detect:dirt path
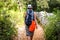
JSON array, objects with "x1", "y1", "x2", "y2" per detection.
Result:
[
  {"x1": 13, "y1": 24, "x2": 45, "y2": 40},
  {"x1": 13, "y1": 12, "x2": 46, "y2": 40}
]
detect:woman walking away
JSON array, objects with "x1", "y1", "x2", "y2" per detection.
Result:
[{"x1": 24, "y1": 4, "x2": 37, "y2": 40}]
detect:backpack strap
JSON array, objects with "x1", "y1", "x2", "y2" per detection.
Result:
[{"x1": 26, "y1": 9, "x2": 35, "y2": 20}]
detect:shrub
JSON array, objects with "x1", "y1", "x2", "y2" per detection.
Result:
[
  {"x1": 0, "y1": 10, "x2": 17, "y2": 40},
  {"x1": 44, "y1": 8, "x2": 60, "y2": 40}
]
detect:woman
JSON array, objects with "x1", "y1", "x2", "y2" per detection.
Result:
[{"x1": 24, "y1": 4, "x2": 37, "y2": 40}]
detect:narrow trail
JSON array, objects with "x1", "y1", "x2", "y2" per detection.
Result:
[{"x1": 13, "y1": 24, "x2": 45, "y2": 40}]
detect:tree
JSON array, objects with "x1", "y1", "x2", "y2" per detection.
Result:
[
  {"x1": 36, "y1": 0, "x2": 49, "y2": 11},
  {"x1": 48, "y1": 0, "x2": 60, "y2": 12}
]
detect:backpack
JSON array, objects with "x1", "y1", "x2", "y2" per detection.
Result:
[
  {"x1": 25, "y1": 9, "x2": 34, "y2": 26},
  {"x1": 29, "y1": 20, "x2": 36, "y2": 32}
]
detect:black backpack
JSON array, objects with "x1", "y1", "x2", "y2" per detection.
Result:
[{"x1": 25, "y1": 9, "x2": 34, "y2": 26}]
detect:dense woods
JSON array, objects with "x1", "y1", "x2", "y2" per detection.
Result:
[{"x1": 0, "y1": 0, "x2": 60, "y2": 40}]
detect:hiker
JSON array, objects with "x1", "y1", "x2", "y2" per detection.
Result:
[{"x1": 24, "y1": 4, "x2": 37, "y2": 40}]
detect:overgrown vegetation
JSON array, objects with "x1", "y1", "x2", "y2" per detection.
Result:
[
  {"x1": 0, "y1": 0, "x2": 18, "y2": 40},
  {"x1": 0, "y1": 0, "x2": 60, "y2": 40},
  {"x1": 45, "y1": 8, "x2": 60, "y2": 40},
  {"x1": 0, "y1": 9, "x2": 17, "y2": 40}
]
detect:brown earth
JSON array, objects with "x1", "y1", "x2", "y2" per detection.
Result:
[{"x1": 13, "y1": 24, "x2": 45, "y2": 40}]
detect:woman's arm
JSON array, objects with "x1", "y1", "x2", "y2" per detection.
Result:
[
  {"x1": 24, "y1": 12, "x2": 27, "y2": 18},
  {"x1": 34, "y1": 12, "x2": 38, "y2": 28},
  {"x1": 24, "y1": 12, "x2": 27, "y2": 25}
]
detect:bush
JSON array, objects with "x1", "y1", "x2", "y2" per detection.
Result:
[
  {"x1": 0, "y1": 10, "x2": 17, "y2": 40},
  {"x1": 44, "y1": 9, "x2": 60, "y2": 40}
]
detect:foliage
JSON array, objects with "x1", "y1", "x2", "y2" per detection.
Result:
[
  {"x1": 0, "y1": 0, "x2": 18, "y2": 40},
  {"x1": 0, "y1": 9, "x2": 17, "y2": 40},
  {"x1": 0, "y1": 0, "x2": 60, "y2": 40},
  {"x1": 48, "y1": 0, "x2": 60, "y2": 12},
  {"x1": 44, "y1": 9, "x2": 60, "y2": 40}
]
